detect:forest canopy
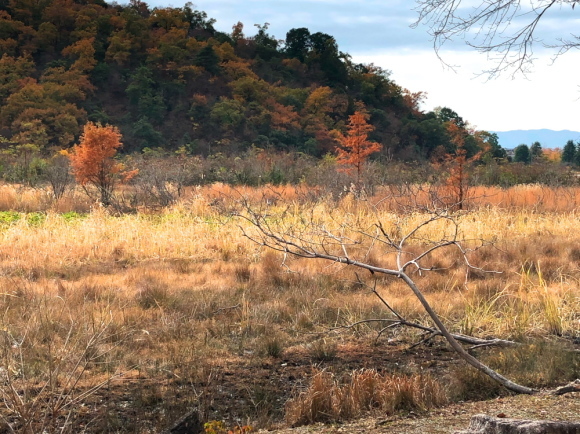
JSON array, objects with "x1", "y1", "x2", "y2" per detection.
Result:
[{"x1": 0, "y1": 0, "x2": 498, "y2": 162}]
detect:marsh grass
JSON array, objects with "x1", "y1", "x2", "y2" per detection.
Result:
[
  {"x1": 0, "y1": 184, "x2": 578, "y2": 429},
  {"x1": 306, "y1": 338, "x2": 338, "y2": 362}
]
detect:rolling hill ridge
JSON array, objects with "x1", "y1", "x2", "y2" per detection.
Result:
[{"x1": 492, "y1": 129, "x2": 580, "y2": 149}]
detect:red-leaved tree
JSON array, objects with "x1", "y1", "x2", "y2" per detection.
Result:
[
  {"x1": 68, "y1": 122, "x2": 133, "y2": 206},
  {"x1": 335, "y1": 110, "x2": 382, "y2": 185}
]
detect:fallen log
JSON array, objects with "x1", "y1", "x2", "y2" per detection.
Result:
[
  {"x1": 455, "y1": 414, "x2": 580, "y2": 434},
  {"x1": 553, "y1": 379, "x2": 580, "y2": 396},
  {"x1": 160, "y1": 409, "x2": 204, "y2": 434}
]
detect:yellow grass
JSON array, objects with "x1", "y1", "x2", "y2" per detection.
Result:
[{"x1": 0, "y1": 183, "x2": 578, "y2": 430}]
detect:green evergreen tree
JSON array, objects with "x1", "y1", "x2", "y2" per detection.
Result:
[
  {"x1": 195, "y1": 45, "x2": 220, "y2": 75},
  {"x1": 573, "y1": 143, "x2": 580, "y2": 167},
  {"x1": 530, "y1": 141, "x2": 542, "y2": 160},
  {"x1": 126, "y1": 66, "x2": 166, "y2": 123},
  {"x1": 513, "y1": 144, "x2": 530, "y2": 164},
  {"x1": 562, "y1": 140, "x2": 576, "y2": 164},
  {"x1": 285, "y1": 28, "x2": 311, "y2": 61}
]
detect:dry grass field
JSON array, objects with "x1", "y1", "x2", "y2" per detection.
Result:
[{"x1": 0, "y1": 183, "x2": 578, "y2": 433}]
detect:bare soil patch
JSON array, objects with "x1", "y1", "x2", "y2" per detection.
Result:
[{"x1": 46, "y1": 338, "x2": 577, "y2": 433}]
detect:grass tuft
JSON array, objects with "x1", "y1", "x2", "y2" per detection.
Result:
[{"x1": 285, "y1": 369, "x2": 447, "y2": 426}]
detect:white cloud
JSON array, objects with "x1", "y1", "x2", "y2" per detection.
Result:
[
  {"x1": 351, "y1": 49, "x2": 580, "y2": 132},
  {"x1": 329, "y1": 13, "x2": 414, "y2": 26}
]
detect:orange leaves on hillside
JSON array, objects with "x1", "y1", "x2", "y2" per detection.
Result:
[
  {"x1": 335, "y1": 110, "x2": 382, "y2": 181},
  {"x1": 266, "y1": 97, "x2": 300, "y2": 131},
  {"x1": 1, "y1": 75, "x2": 86, "y2": 147},
  {"x1": 214, "y1": 41, "x2": 236, "y2": 62},
  {"x1": 543, "y1": 148, "x2": 561, "y2": 162},
  {"x1": 0, "y1": 54, "x2": 34, "y2": 101},
  {"x1": 303, "y1": 86, "x2": 348, "y2": 152},
  {"x1": 230, "y1": 76, "x2": 268, "y2": 102},
  {"x1": 62, "y1": 37, "x2": 97, "y2": 72},
  {"x1": 105, "y1": 32, "x2": 132, "y2": 66},
  {"x1": 231, "y1": 21, "x2": 245, "y2": 41},
  {"x1": 222, "y1": 59, "x2": 258, "y2": 80},
  {"x1": 402, "y1": 88, "x2": 427, "y2": 117},
  {"x1": 303, "y1": 86, "x2": 333, "y2": 115},
  {"x1": 149, "y1": 7, "x2": 189, "y2": 31}
]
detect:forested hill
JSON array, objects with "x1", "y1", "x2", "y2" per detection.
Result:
[{"x1": 0, "y1": 0, "x2": 499, "y2": 159}]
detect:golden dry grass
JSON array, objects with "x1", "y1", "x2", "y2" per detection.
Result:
[{"x1": 0, "y1": 183, "x2": 578, "y2": 431}]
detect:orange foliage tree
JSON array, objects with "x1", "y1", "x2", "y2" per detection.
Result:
[
  {"x1": 443, "y1": 121, "x2": 485, "y2": 210},
  {"x1": 68, "y1": 122, "x2": 131, "y2": 206},
  {"x1": 335, "y1": 110, "x2": 382, "y2": 185}
]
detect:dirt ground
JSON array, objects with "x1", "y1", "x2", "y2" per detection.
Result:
[
  {"x1": 97, "y1": 340, "x2": 579, "y2": 433},
  {"x1": 252, "y1": 340, "x2": 580, "y2": 433},
  {"x1": 2, "y1": 338, "x2": 577, "y2": 433}
]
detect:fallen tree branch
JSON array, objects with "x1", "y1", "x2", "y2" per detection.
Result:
[
  {"x1": 233, "y1": 192, "x2": 536, "y2": 394},
  {"x1": 329, "y1": 318, "x2": 519, "y2": 348},
  {"x1": 552, "y1": 379, "x2": 580, "y2": 396}
]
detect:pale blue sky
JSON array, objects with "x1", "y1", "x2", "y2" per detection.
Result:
[{"x1": 140, "y1": 0, "x2": 579, "y2": 132}]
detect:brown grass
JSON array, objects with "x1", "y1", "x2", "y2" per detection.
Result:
[
  {"x1": 449, "y1": 340, "x2": 580, "y2": 401},
  {"x1": 285, "y1": 369, "x2": 447, "y2": 426},
  {"x1": 0, "y1": 183, "x2": 578, "y2": 430},
  {"x1": 368, "y1": 184, "x2": 580, "y2": 213}
]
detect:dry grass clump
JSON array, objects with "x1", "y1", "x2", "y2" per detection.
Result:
[
  {"x1": 469, "y1": 184, "x2": 580, "y2": 212},
  {"x1": 487, "y1": 340, "x2": 580, "y2": 387},
  {"x1": 0, "y1": 184, "x2": 94, "y2": 213},
  {"x1": 285, "y1": 369, "x2": 447, "y2": 426},
  {"x1": 4, "y1": 182, "x2": 580, "y2": 214},
  {"x1": 453, "y1": 264, "x2": 580, "y2": 340}
]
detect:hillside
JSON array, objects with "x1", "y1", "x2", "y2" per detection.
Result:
[
  {"x1": 0, "y1": 0, "x2": 497, "y2": 160},
  {"x1": 493, "y1": 129, "x2": 580, "y2": 149}
]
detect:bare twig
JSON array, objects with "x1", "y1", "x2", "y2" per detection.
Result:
[
  {"x1": 413, "y1": 0, "x2": 579, "y2": 77},
  {"x1": 328, "y1": 317, "x2": 519, "y2": 348},
  {"x1": 213, "y1": 304, "x2": 242, "y2": 315}
]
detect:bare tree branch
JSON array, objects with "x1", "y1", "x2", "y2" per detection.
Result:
[
  {"x1": 232, "y1": 191, "x2": 535, "y2": 395},
  {"x1": 328, "y1": 317, "x2": 519, "y2": 348},
  {"x1": 413, "y1": 0, "x2": 580, "y2": 77}
]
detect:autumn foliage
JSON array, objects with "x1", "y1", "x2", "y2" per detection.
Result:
[
  {"x1": 443, "y1": 121, "x2": 485, "y2": 210},
  {"x1": 68, "y1": 122, "x2": 131, "y2": 206},
  {"x1": 335, "y1": 111, "x2": 382, "y2": 183},
  {"x1": 0, "y1": 1, "x2": 503, "y2": 161}
]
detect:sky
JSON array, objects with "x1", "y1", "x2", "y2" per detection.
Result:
[{"x1": 142, "y1": 0, "x2": 580, "y2": 133}]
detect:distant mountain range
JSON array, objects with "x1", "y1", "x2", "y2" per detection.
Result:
[{"x1": 492, "y1": 129, "x2": 580, "y2": 149}]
